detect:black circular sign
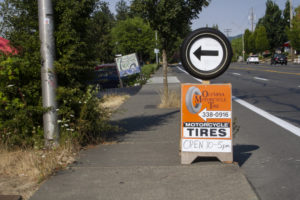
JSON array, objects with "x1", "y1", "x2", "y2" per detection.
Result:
[{"x1": 180, "y1": 28, "x2": 233, "y2": 80}]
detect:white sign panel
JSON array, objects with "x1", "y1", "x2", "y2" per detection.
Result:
[
  {"x1": 180, "y1": 28, "x2": 232, "y2": 80},
  {"x1": 189, "y1": 38, "x2": 224, "y2": 71},
  {"x1": 182, "y1": 139, "x2": 232, "y2": 152},
  {"x1": 115, "y1": 53, "x2": 141, "y2": 77}
]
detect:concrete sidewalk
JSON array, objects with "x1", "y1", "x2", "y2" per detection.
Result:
[{"x1": 31, "y1": 68, "x2": 259, "y2": 200}]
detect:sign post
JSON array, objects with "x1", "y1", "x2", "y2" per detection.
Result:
[
  {"x1": 181, "y1": 84, "x2": 233, "y2": 164},
  {"x1": 180, "y1": 28, "x2": 233, "y2": 164}
]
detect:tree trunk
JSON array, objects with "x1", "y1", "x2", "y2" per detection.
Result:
[{"x1": 162, "y1": 49, "x2": 168, "y2": 101}]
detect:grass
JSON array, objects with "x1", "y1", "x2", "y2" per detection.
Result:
[
  {"x1": 0, "y1": 141, "x2": 78, "y2": 199},
  {"x1": 100, "y1": 94, "x2": 130, "y2": 113},
  {"x1": 0, "y1": 94, "x2": 130, "y2": 199},
  {"x1": 158, "y1": 89, "x2": 181, "y2": 109}
]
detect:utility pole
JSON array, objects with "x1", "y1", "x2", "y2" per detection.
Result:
[
  {"x1": 242, "y1": 33, "x2": 245, "y2": 62},
  {"x1": 38, "y1": 0, "x2": 59, "y2": 147},
  {"x1": 290, "y1": 0, "x2": 294, "y2": 62},
  {"x1": 250, "y1": 7, "x2": 255, "y2": 32},
  {"x1": 155, "y1": 31, "x2": 159, "y2": 65},
  {"x1": 224, "y1": 29, "x2": 232, "y2": 37}
]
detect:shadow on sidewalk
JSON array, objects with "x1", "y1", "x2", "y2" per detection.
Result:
[
  {"x1": 233, "y1": 144, "x2": 260, "y2": 166},
  {"x1": 107, "y1": 110, "x2": 180, "y2": 142}
]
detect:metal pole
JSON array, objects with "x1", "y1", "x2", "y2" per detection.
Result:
[
  {"x1": 155, "y1": 31, "x2": 158, "y2": 65},
  {"x1": 38, "y1": 0, "x2": 59, "y2": 147},
  {"x1": 242, "y1": 33, "x2": 245, "y2": 62},
  {"x1": 251, "y1": 7, "x2": 254, "y2": 32},
  {"x1": 290, "y1": 0, "x2": 294, "y2": 62}
]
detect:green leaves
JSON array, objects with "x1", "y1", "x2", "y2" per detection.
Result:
[
  {"x1": 111, "y1": 17, "x2": 155, "y2": 62},
  {"x1": 287, "y1": 6, "x2": 300, "y2": 51},
  {"x1": 257, "y1": 0, "x2": 287, "y2": 50}
]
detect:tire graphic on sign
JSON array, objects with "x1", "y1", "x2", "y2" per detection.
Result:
[{"x1": 185, "y1": 86, "x2": 201, "y2": 114}]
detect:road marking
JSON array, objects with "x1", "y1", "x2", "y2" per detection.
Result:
[
  {"x1": 177, "y1": 66, "x2": 202, "y2": 83},
  {"x1": 148, "y1": 76, "x2": 180, "y2": 84},
  {"x1": 178, "y1": 66, "x2": 300, "y2": 137},
  {"x1": 230, "y1": 66, "x2": 300, "y2": 76},
  {"x1": 232, "y1": 73, "x2": 241, "y2": 76},
  {"x1": 254, "y1": 76, "x2": 269, "y2": 81},
  {"x1": 233, "y1": 96, "x2": 300, "y2": 137}
]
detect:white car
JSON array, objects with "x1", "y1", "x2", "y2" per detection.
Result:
[{"x1": 247, "y1": 55, "x2": 259, "y2": 64}]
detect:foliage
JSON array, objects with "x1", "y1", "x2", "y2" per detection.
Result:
[
  {"x1": 257, "y1": 0, "x2": 286, "y2": 50},
  {"x1": 287, "y1": 6, "x2": 300, "y2": 51},
  {"x1": 255, "y1": 26, "x2": 270, "y2": 53},
  {"x1": 130, "y1": 0, "x2": 209, "y2": 52},
  {"x1": 130, "y1": 0, "x2": 210, "y2": 100},
  {"x1": 115, "y1": 0, "x2": 130, "y2": 21},
  {"x1": 0, "y1": 0, "x2": 115, "y2": 149},
  {"x1": 248, "y1": 31, "x2": 257, "y2": 54},
  {"x1": 231, "y1": 36, "x2": 243, "y2": 61},
  {"x1": 244, "y1": 29, "x2": 251, "y2": 54},
  {"x1": 87, "y1": 2, "x2": 115, "y2": 63},
  {"x1": 141, "y1": 64, "x2": 159, "y2": 79},
  {"x1": 0, "y1": 55, "x2": 44, "y2": 148},
  {"x1": 111, "y1": 17, "x2": 156, "y2": 63},
  {"x1": 283, "y1": 0, "x2": 291, "y2": 28}
]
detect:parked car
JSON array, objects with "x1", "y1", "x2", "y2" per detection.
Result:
[
  {"x1": 94, "y1": 64, "x2": 119, "y2": 89},
  {"x1": 247, "y1": 55, "x2": 259, "y2": 64},
  {"x1": 271, "y1": 54, "x2": 287, "y2": 65}
]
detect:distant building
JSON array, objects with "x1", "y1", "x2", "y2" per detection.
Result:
[{"x1": 0, "y1": 37, "x2": 18, "y2": 55}]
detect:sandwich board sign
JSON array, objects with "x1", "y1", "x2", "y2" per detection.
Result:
[
  {"x1": 115, "y1": 53, "x2": 141, "y2": 77},
  {"x1": 181, "y1": 83, "x2": 233, "y2": 164},
  {"x1": 180, "y1": 28, "x2": 232, "y2": 80}
]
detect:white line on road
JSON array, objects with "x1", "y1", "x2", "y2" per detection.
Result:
[
  {"x1": 177, "y1": 66, "x2": 300, "y2": 137},
  {"x1": 233, "y1": 96, "x2": 300, "y2": 137},
  {"x1": 254, "y1": 76, "x2": 269, "y2": 81},
  {"x1": 176, "y1": 66, "x2": 202, "y2": 83},
  {"x1": 232, "y1": 73, "x2": 241, "y2": 76}
]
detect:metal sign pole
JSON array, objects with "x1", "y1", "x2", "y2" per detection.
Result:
[{"x1": 38, "y1": 0, "x2": 59, "y2": 147}]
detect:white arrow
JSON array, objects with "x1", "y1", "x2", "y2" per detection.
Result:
[{"x1": 198, "y1": 108, "x2": 232, "y2": 121}]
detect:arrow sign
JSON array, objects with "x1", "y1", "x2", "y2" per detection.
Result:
[
  {"x1": 193, "y1": 46, "x2": 219, "y2": 61},
  {"x1": 198, "y1": 108, "x2": 232, "y2": 121}
]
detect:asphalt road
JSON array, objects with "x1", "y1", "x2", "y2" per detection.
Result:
[{"x1": 172, "y1": 63, "x2": 300, "y2": 200}]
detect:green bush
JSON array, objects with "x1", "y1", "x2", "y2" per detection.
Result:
[
  {"x1": 0, "y1": 0, "x2": 115, "y2": 149},
  {"x1": 141, "y1": 64, "x2": 159, "y2": 78},
  {"x1": 0, "y1": 55, "x2": 45, "y2": 148}
]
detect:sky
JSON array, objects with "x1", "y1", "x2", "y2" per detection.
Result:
[{"x1": 104, "y1": 0, "x2": 300, "y2": 36}]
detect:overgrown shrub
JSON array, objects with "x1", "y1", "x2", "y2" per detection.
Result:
[
  {"x1": 0, "y1": 0, "x2": 115, "y2": 149},
  {"x1": 0, "y1": 55, "x2": 44, "y2": 148}
]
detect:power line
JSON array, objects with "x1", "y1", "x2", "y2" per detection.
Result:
[{"x1": 224, "y1": 29, "x2": 232, "y2": 37}]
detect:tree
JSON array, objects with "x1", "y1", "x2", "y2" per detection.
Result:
[
  {"x1": 287, "y1": 6, "x2": 300, "y2": 51},
  {"x1": 130, "y1": 0, "x2": 210, "y2": 99},
  {"x1": 212, "y1": 24, "x2": 219, "y2": 30},
  {"x1": 257, "y1": 0, "x2": 286, "y2": 50},
  {"x1": 0, "y1": 0, "x2": 113, "y2": 148},
  {"x1": 116, "y1": 0, "x2": 130, "y2": 21},
  {"x1": 255, "y1": 26, "x2": 270, "y2": 53},
  {"x1": 88, "y1": 2, "x2": 115, "y2": 63},
  {"x1": 231, "y1": 36, "x2": 243, "y2": 61},
  {"x1": 283, "y1": 0, "x2": 291, "y2": 28},
  {"x1": 248, "y1": 31, "x2": 257, "y2": 54},
  {"x1": 244, "y1": 29, "x2": 252, "y2": 54},
  {"x1": 111, "y1": 17, "x2": 155, "y2": 62}
]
